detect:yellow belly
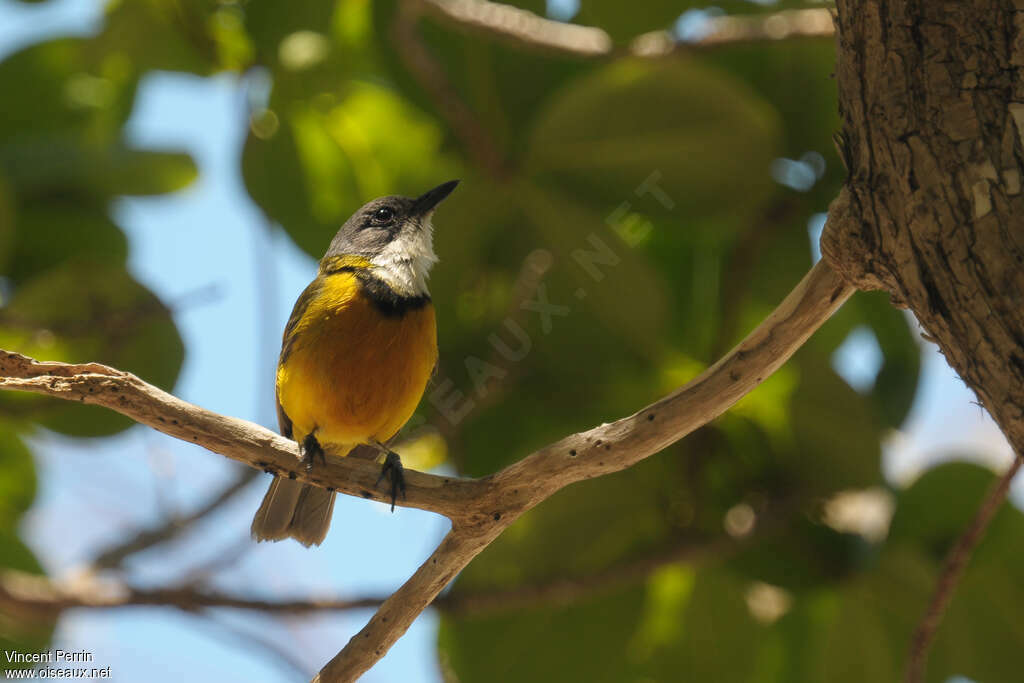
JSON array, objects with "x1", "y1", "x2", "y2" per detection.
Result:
[{"x1": 276, "y1": 271, "x2": 437, "y2": 454}]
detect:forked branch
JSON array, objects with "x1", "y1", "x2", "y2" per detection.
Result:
[{"x1": 0, "y1": 259, "x2": 853, "y2": 681}]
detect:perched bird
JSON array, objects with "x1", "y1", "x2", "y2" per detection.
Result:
[{"x1": 251, "y1": 180, "x2": 459, "y2": 546}]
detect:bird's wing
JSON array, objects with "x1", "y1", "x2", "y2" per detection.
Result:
[{"x1": 275, "y1": 278, "x2": 323, "y2": 437}]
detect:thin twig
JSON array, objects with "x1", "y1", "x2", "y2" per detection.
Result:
[
  {"x1": 418, "y1": 0, "x2": 835, "y2": 58},
  {"x1": 0, "y1": 259, "x2": 853, "y2": 681},
  {"x1": 904, "y1": 453, "x2": 1023, "y2": 683},
  {"x1": 0, "y1": 528, "x2": 745, "y2": 621},
  {"x1": 92, "y1": 468, "x2": 259, "y2": 570},
  {"x1": 190, "y1": 610, "x2": 313, "y2": 680},
  {"x1": 0, "y1": 570, "x2": 385, "y2": 617},
  {"x1": 179, "y1": 536, "x2": 255, "y2": 586},
  {"x1": 393, "y1": 0, "x2": 507, "y2": 176}
]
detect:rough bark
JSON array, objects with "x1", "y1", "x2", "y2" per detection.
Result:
[{"x1": 823, "y1": 0, "x2": 1024, "y2": 454}]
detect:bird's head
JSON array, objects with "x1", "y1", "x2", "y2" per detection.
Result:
[{"x1": 323, "y1": 180, "x2": 460, "y2": 297}]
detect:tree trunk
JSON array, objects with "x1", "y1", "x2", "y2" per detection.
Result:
[{"x1": 823, "y1": 0, "x2": 1024, "y2": 455}]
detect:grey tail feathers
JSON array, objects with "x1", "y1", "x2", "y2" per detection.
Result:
[{"x1": 251, "y1": 476, "x2": 336, "y2": 547}]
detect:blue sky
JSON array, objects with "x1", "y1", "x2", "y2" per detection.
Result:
[
  {"x1": 1, "y1": 1, "x2": 1018, "y2": 682},
  {"x1": 3, "y1": 2, "x2": 446, "y2": 681}
]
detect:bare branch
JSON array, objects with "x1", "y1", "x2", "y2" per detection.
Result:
[
  {"x1": 0, "y1": 529, "x2": 742, "y2": 622},
  {"x1": 0, "y1": 352, "x2": 477, "y2": 520},
  {"x1": 419, "y1": 0, "x2": 612, "y2": 56},
  {"x1": 417, "y1": 0, "x2": 835, "y2": 58},
  {"x1": 0, "y1": 569, "x2": 385, "y2": 618},
  {"x1": 388, "y1": 1, "x2": 835, "y2": 176},
  {"x1": 314, "y1": 528, "x2": 494, "y2": 681},
  {"x1": 691, "y1": 8, "x2": 837, "y2": 50},
  {"x1": 318, "y1": 259, "x2": 852, "y2": 680},
  {"x1": 904, "y1": 453, "x2": 1023, "y2": 683},
  {"x1": 0, "y1": 259, "x2": 853, "y2": 681}
]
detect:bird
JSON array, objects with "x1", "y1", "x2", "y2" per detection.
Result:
[{"x1": 251, "y1": 180, "x2": 459, "y2": 546}]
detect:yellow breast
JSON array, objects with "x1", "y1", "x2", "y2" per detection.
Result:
[{"x1": 276, "y1": 270, "x2": 437, "y2": 453}]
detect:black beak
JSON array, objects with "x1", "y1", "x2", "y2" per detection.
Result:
[{"x1": 412, "y1": 179, "x2": 460, "y2": 216}]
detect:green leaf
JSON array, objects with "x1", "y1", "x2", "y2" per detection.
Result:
[
  {"x1": 0, "y1": 430, "x2": 36, "y2": 531},
  {"x1": 242, "y1": 109, "x2": 317, "y2": 250},
  {"x1": 5, "y1": 204, "x2": 128, "y2": 286},
  {"x1": 886, "y1": 462, "x2": 1024, "y2": 683},
  {"x1": 517, "y1": 183, "x2": 670, "y2": 352},
  {"x1": 728, "y1": 517, "x2": 870, "y2": 592},
  {"x1": 763, "y1": 462, "x2": 1024, "y2": 683},
  {"x1": 525, "y1": 59, "x2": 781, "y2": 226},
  {"x1": 699, "y1": 40, "x2": 839, "y2": 168},
  {"x1": 800, "y1": 290, "x2": 920, "y2": 430},
  {"x1": 243, "y1": 81, "x2": 460, "y2": 258},
  {"x1": 1, "y1": 139, "x2": 197, "y2": 199},
  {"x1": 856, "y1": 293, "x2": 920, "y2": 429},
  {"x1": 440, "y1": 581, "x2": 648, "y2": 683},
  {"x1": 887, "y1": 461, "x2": 1010, "y2": 560},
  {"x1": 788, "y1": 361, "x2": 882, "y2": 494},
  {"x1": 97, "y1": 0, "x2": 225, "y2": 74},
  {"x1": 574, "y1": 0, "x2": 683, "y2": 42},
  {"x1": 0, "y1": 175, "x2": 12, "y2": 275},
  {"x1": 455, "y1": 455, "x2": 694, "y2": 591},
  {"x1": 0, "y1": 260, "x2": 184, "y2": 436},
  {"x1": 0, "y1": 40, "x2": 125, "y2": 140},
  {"x1": 371, "y1": 0, "x2": 594, "y2": 161},
  {"x1": 743, "y1": 214, "x2": 817, "y2": 313},
  {"x1": 440, "y1": 567, "x2": 763, "y2": 683},
  {"x1": 0, "y1": 528, "x2": 54, "y2": 667},
  {"x1": 933, "y1": 533, "x2": 1024, "y2": 683},
  {"x1": 639, "y1": 569, "x2": 763, "y2": 682},
  {"x1": 769, "y1": 547, "x2": 930, "y2": 683},
  {"x1": 244, "y1": 0, "x2": 335, "y2": 65}
]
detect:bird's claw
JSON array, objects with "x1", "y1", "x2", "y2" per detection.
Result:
[
  {"x1": 376, "y1": 451, "x2": 407, "y2": 512},
  {"x1": 300, "y1": 433, "x2": 326, "y2": 473}
]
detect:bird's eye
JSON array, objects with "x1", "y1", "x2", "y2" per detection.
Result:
[{"x1": 372, "y1": 206, "x2": 395, "y2": 224}]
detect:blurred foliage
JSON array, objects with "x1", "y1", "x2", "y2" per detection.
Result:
[
  {"x1": 1, "y1": 0, "x2": 1019, "y2": 680},
  {"x1": 0, "y1": 6, "x2": 195, "y2": 664},
  {"x1": 441, "y1": 463, "x2": 1024, "y2": 683}
]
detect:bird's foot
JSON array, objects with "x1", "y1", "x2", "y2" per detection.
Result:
[
  {"x1": 375, "y1": 450, "x2": 407, "y2": 512},
  {"x1": 299, "y1": 433, "x2": 326, "y2": 473}
]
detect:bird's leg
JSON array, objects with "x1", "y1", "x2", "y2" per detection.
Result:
[
  {"x1": 370, "y1": 440, "x2": 407, "y2": 512},
  {"x1": 299, "y1": 432, "x2": 326, "y2": 473}
]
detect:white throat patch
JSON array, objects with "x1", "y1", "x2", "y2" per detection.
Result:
[{"x1": 370, "y1": 216, "x2": 437, "y2": 297}]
